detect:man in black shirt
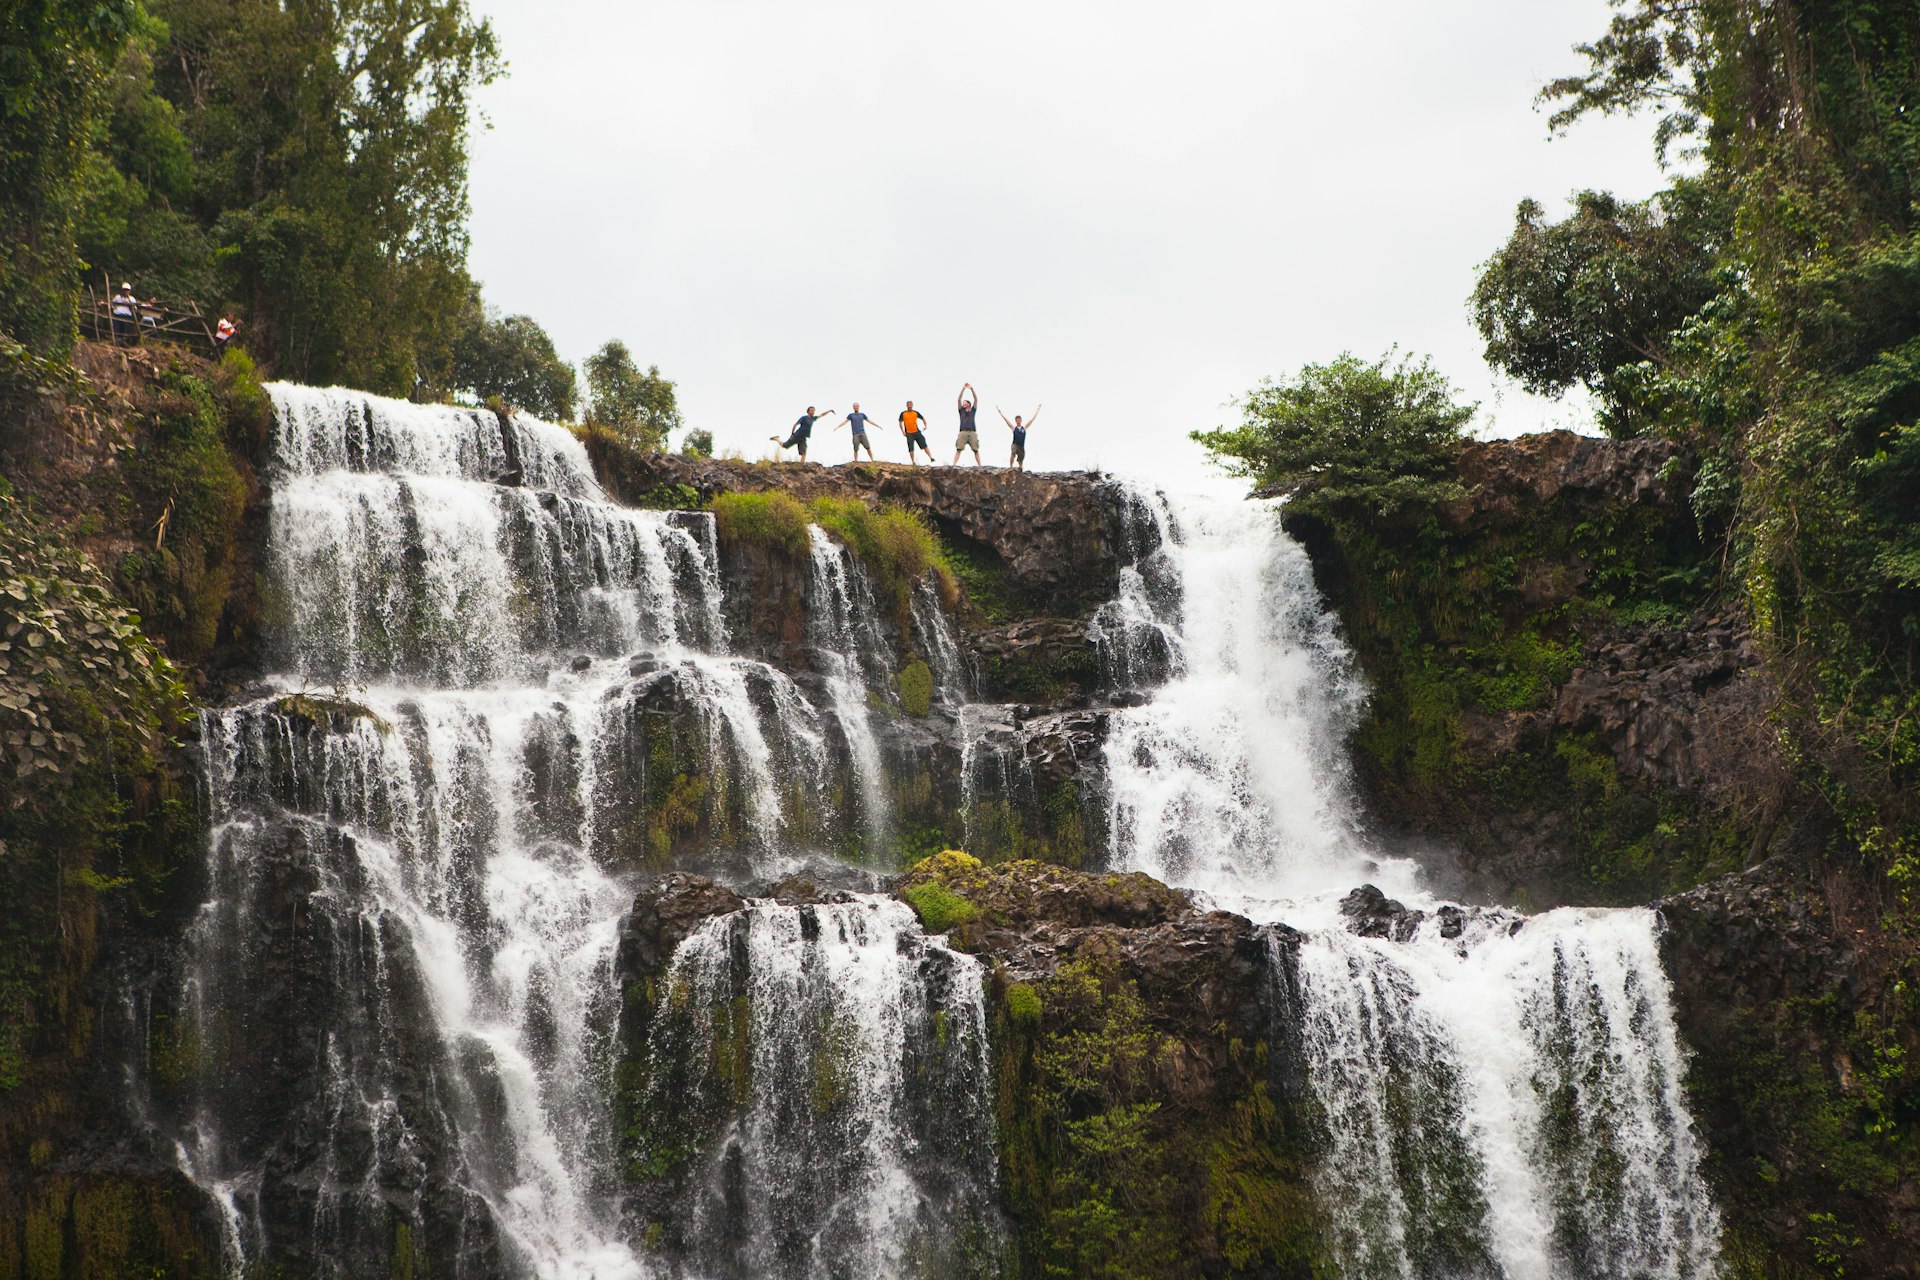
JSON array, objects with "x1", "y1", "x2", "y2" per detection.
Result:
[
  {"x1": 952, "y1": 382, "x2": 983, "y2": 464},
  {"x1": 771, "y1": 405, "x2": 832, "y2": 462}
]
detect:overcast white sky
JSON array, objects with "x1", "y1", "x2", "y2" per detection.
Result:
[{"x1": 465, "y1": 0, "x2": 1667, "y2": 485}]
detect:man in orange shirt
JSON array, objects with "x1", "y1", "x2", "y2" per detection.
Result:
[{"x1": 898, "y1": 400, "x2": 934, "y2": 465}]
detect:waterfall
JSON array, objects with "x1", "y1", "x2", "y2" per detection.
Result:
[
  {"x1": 806, "y1": 526, "x2": 894, "y2": 855},
  {"x1": 631, "y1": 896, "x2": 1002, "y2": 1279},
  {"x1": 164, "y1": 385, "x2": 975, "y2": 1277},
  {"x1": 1097, "y1": 488, "x2": 1375, "y2": 905},
  {"x1": 1099, "y1": 481, "x2": 1723, "y2": 1280},
  {"x1": 910, "y1": 577, "x2": 973, "y2": 703}
]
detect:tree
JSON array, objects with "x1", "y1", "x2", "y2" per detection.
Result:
[
  {"x1": 0, "y1": 0, "x2": 138, "y2": 354},
  {"x1": 681, "y1": 429, "x2": 714, "y2": 458},
  {"x1": 451, "y1": 307, "x2": 576, "y2": 420},
  {"x1": 135, "y1": 0, "x2": 503, "y2": 394},
  {"x1": 1470, "y1": 181, "x2": 1729, "y2": 437},
  {"x1": 583, "y1": 341, "x2": 682, "y2": 451},
  {"x1": 1192, "y1": 352, "x2": 1474, "y2": 517},
  {"x1": 1533, "y1": 0, "x2": 1920, "y2": 895}
]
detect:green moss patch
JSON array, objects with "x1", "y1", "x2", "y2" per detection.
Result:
[
  {"x1": 711, "y1": 490, "x2": 812, "y2": 558},
  {"x1": 903, "y1": 877, "x2": 977, "y2": 934},
  {"x1": 896, "y1": 657, "x2": 933, "y2": 717}
]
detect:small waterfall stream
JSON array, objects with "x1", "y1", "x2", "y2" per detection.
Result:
[
  {"x1": 1098, "y1": 483, "x2": 1723, "y2": 1280},
  {"x1": 633, "y1": 897, "x2": 1001, "y2": 1279}
]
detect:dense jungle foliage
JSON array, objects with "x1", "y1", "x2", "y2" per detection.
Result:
[
  {"x1": 0, "y1": 0, "x2": 686, "y2": 438},
  {"x1": 1204, "y1": 0, "x2": 1920, "y2": 900}
]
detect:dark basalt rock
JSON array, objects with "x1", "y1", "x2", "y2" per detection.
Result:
[
  {"x1": 1657, "y1": 860, "x2": 1918, "y2": 1277},
  {"x1": 617, "y1": 873, "x2": 746, "y2": 980},
  {"x1": 1339, "y1": 883, "x2": 1425, "y2": 942},
  {"x1": 582, "y1": 447, "x2": 1129, "y2": 607}
]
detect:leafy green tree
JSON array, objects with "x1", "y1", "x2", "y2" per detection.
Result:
[
  {"x1": 0, "y1": 0, "x2": 138, "y2": 353},
  {"x1": 138, "y1": 0, "x2": 502, "y2": 394},
  {"x1": 584, "y1": 340, "x2": 682, "y2": 451},
  {"x1": 1471, "y1": 182, "x2": 1729, "y2": 437},
  {"x1": 451, "y1": 306, "x2": 577, "y2": 420},
  {"x1": 1535, "y1": 0, "x2": 1920, "y2": 888},
  {"x1": 680, "y1": 428, "x2": 714, "y2": 458},
  {"x1": 73, "y1": 10, "x2": 216, "y2": 308},
  {"x1": 1193, "y1": 352, "x2": 1474, "y2": 517}
]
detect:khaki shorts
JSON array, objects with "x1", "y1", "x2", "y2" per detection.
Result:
[{"x1": 955, "y1": 429, "x2": 980, "y2": 450}]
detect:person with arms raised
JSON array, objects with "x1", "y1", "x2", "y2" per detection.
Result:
[
  {"x1": 999, "y1": 405, "x2": 1040, "y2": 472},
  {"x1": 952, "y1": 382, "x2": 983, "y2": 465}
]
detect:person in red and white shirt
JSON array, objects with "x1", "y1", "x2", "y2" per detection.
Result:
[{"x1": 214, "y1": 316, "x2": 237, "y2": 353}]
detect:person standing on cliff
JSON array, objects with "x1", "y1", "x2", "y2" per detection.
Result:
[
  {"x1": 771, "y1": 406, "x2": 831, "y2": 463},
  {"x1": 999, "y1": 405, "x2": 1040, "y2": 471},
  {"x1": 898, "y1": 400, "x2": 933, "y2": 465},
  {"x1": 836, "y1": 403, "x2": 878, "y2": 463},
  {"x1": 952, "y1": 382, "x2": 983, "y2": 465},
  {"x1": 111, "y1": 283, "x2": 139, "y2": 345}
]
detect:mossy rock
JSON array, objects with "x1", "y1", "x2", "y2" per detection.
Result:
[{"x1": 896, "y1": 851, "x2": 1189, "y2": 941}]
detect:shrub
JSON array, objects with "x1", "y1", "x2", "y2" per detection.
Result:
[
  {"x1": 808, "y1": 496, "x2": 958, "y2": 616},
  {"x1": 1004, "y1": 982, "x2": 1042, "y2": 1026},
  {"x1": 896, "y1": 658, "x2": 933, "y2": 717},
  {"x1": 902, "y1": 880, "x2": 976, "y2": 934},
  {"x1": 710, "y1": 491, "x2": 811, "y2": 558},
  {"x1": 1193, "y1": 350, "x2": 1473, "y2": 517}
]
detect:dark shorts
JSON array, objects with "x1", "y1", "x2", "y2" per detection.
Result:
[
  {"x1": 904, "y1": 431, "x2": 930, "y2": 454},
  {"x1": 782, "y1": 430, "x2": 809, "y2": 451}
]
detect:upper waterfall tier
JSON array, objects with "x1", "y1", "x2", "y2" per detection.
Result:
[
  {"x1": 1095, "y1": 485, "x2": 1378, "y2": 906},
  {"x1": 269, "y1": 383, "x2": 604, "y2": 495},
  {"x1": 270, "y1": 472, "x2": 725, "y2": 683}
]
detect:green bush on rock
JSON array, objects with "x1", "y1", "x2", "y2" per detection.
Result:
[
  {"x1": 710, "y1": 490, "x2": 959, "y2": 624},
  {"x1": 896, "y1": 658, "x2": 933, "y2": 717},
  {"x1": 710, "y1": 491, "x2": 811, "y2": 558}
]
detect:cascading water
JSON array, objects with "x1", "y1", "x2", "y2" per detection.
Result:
[
  {"x1": 1097, "y1": 482, "x2": 1722, "y2": 1280},
  {"x1": 1097, "y1": 488, "x2": 1374, "y2": 905},
  {"x1": 167, "y1": 385, "x2": 980, "y2": 1278},
  {"x1": 805, "y1": 528, "x2": 894, "y2": 853},
  {"x1": 630, "y1": 896, "x2": 1002, "y2": 1279}
]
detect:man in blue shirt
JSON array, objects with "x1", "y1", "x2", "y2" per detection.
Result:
[
  {"x1": 771, "y1": 405, "x2": 832, "y2": 462},
  {"x1": 836, "y1": 403, "x2": 877, "y2": 463},
  {"x1": 998, "y1": 405, "x2": 1040, "y2": 471}
]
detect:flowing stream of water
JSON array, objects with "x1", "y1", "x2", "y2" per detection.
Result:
[{"x1": 1097, "y1": 483, "x2": 1722, "y2": 1280}]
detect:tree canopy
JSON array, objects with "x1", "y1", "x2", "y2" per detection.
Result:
[
  {"x1": 5, "y1": 0, "x2": 504, "y2": 398},
  {"x1": 585, "y1": 341, "x2": 683, "y2": 451},
  {"x1": 1471, "y1": 181, "x2": 1729, "y2": 437},
  {"x1": 1192, "y1": 353, "x2": 1473, "y2": 517},
  {"x1": 1476, "y1": 0, "x2": 1920, "y2": 880},
  {"x1": 451, "y1": 308, "x2": 577, "y2": 421}
]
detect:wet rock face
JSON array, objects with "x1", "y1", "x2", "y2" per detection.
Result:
[
  {"x1": 1552, "y1": 612, "x2": 1783, "y2": 800},
  {"x1": 1657, "y1": 862, "x2": 1920, "y2": 1278},
  {"x1": 893, "y1": 852, "x2": 1270, "y2": 1021},
  {"x1": 583, "y1": 448, "x2": 1128, "y2": 606},
  {"x1": 617, "y1": 874, "x2": 748, "y2": 982},
  {"x1": 1444, "y1": 430, "x2": 1686, "y2": 533},
  {"x1": 890, "y1": 853, "x2": 1321, "y2": 1277},
  {"x1": 1338, "y1": 884, "x2": 1424, "y2": 942}
]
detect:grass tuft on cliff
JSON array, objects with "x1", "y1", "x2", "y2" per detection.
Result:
[{"x1": 712, "y1": 490, "x2": 960, "y2": 621}]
